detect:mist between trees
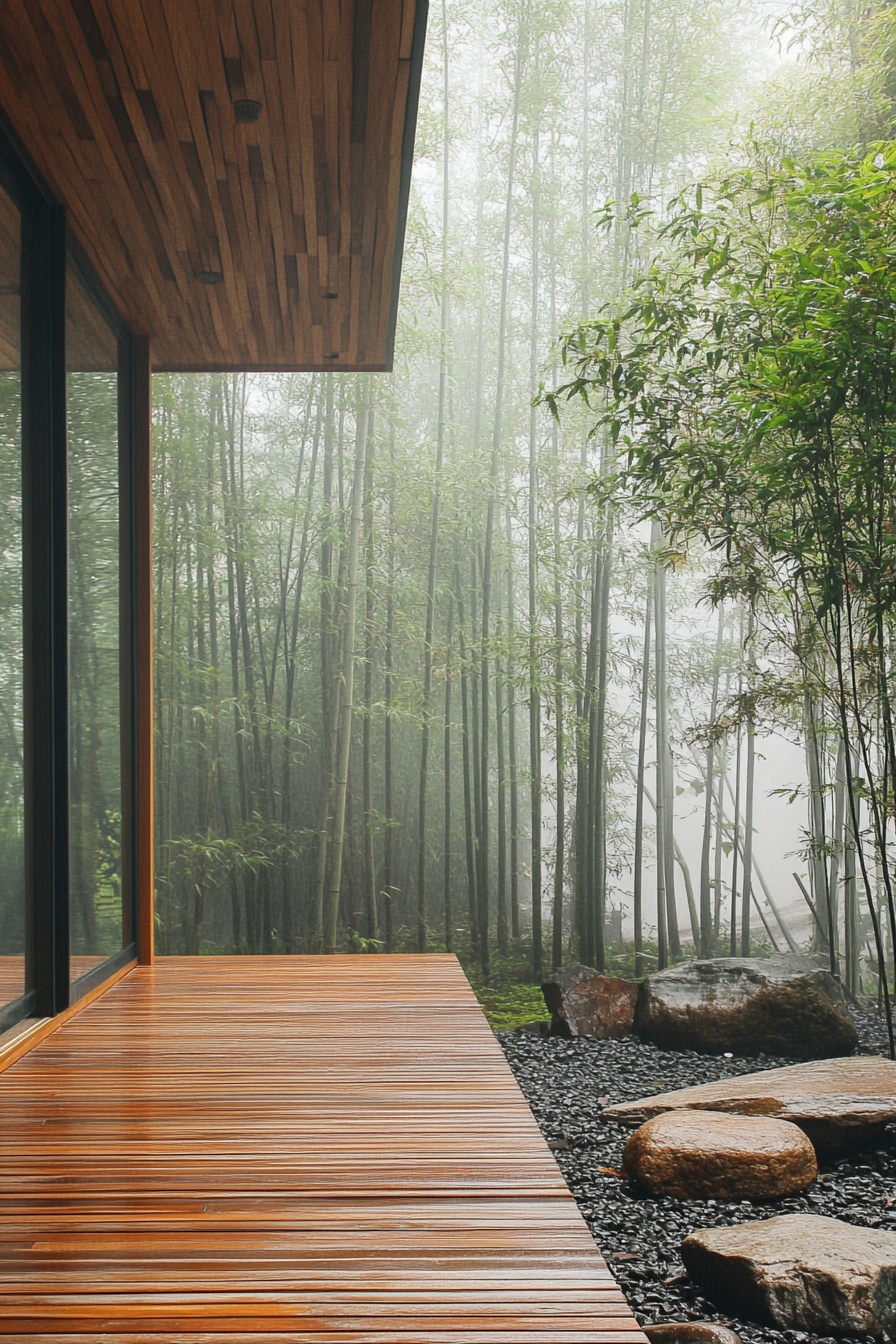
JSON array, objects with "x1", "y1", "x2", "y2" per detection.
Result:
[{"x1": 151, "y1": 0, "x2": 896, "y2": 1022}]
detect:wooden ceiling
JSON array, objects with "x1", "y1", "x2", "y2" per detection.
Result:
[{"x1": 0, "y1": 0, "x2": 427, "y2": 372}]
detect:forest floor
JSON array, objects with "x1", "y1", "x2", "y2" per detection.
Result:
[
  {"x1": 498, "y1": 1010, "x2": 893, "y2": 1344},
  {"x1": 462, "y1": 950, "x2": 546, "y2": 1028},
  {"x1": 461, "y1": 937, "x2": 722, "y2": 1030}
]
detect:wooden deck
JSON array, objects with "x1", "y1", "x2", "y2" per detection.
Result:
[{"x1": 0, "y1": 955, "x2": 645, "y2": 1342}]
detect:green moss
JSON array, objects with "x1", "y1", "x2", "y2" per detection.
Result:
[
  {"x1": 459, "y1": 941, "x2": 550, "y2": 1030},
  {"x1": 472, "y1": 978, "x2": 548, "y2": 1030}
]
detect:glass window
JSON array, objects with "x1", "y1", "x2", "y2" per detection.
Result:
[
  {"x1": 66, "y1": 266, "x2": 123, "y2": 986},
  {"x1": 0, "y1": 181, "x2": 24, "y2": 1024}
]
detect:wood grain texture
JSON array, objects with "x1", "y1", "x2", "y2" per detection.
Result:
[
  {"x1": 0, "y1": 955, "x2": 646, "y2": 1342},
  {"x1": 0, "y1": 1, "x2": 425, "y2": 372}
]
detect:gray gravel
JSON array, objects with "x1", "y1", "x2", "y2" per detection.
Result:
[{"x1": 498, "y1": 1010, "x2": 896, "y2": 1344}]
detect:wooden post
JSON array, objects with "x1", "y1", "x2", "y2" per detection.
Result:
[{"x1": 134, "y1": 336, "x2": 154, "y2": 965}]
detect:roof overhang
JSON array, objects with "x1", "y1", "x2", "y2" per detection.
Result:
[{"x1": 0, "y1": 0, "x2": 427, "y2": 372}]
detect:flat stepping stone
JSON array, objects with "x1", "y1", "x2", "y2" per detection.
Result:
[
  {"x1": 622, "y1": 1110, "x2": 817, "y2": 1199},
  {"x1": 604, "y1": 1055, "x2": 896, "y2": 1154},
  {"x1": 682, "y1": 1213, "x2": 896, "y2": 1335}
]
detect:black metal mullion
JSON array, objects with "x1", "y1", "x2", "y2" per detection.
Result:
[{"x1": 21, "y1": 193, "x2": 69, "y2": 1020}]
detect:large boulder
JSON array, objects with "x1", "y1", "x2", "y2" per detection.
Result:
[
  {"x1": 682, "y1": 1214, "x2": 896, "y2": 1335},
  {"x1": 603, "y1": 1055, "x2": 896, "y2": 1155},
  {"x1": 622, "y1": 1110, "x2": 817, "y2": 1200},
  {"x1": 541, "y1": 964, "x2": 639, "y2": 1038},
  {"x1": 633, "y1": 956, "x2": 857, "y2": 1059}
]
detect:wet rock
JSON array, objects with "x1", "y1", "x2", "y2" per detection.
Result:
[
  {"x1": 633, "y1": 957, "x2": 857, "y2": 1060},
  {"x1": 681, "y1": 1213, "x2": 896, "y2": 1334},
  {"x1": 499, "y1": 1010, "x2": 893, "y2": 1344},
  {"x1": 603, "y1": 1055, "x2": 896, "y2": 1155},
  {"x1": 643, "y1": 1323, "x2": 742, "y2": 1344},
  {"x1": 541, "y1": 964, "x2": 640, "y2": 1038},
  {"x1": 622, "y1": 1110, "x2": 817, "y2": 1199}
]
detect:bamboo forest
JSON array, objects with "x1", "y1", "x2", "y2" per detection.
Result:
[{"x1": 119, "y1": 0, "x2": 896, "y2": 1035}]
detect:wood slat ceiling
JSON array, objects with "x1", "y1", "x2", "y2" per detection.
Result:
[{"x1": 0, "y1": 0, "x2": 427, "y2": 371}]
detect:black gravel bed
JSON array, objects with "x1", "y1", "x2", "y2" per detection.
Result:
[{"x1": 497, "y1": 1010, "x2": 895, "y2": 1344}]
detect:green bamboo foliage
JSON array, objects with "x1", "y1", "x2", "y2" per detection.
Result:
[{"x1": 147, "y1": 0, "x2": 888, "y2": 1001}]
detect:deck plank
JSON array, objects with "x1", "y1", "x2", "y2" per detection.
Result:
[{"x1": 0, "y1": 955, "x2": 645, "y2": 1341}]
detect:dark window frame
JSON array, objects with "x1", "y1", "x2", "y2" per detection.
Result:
[{"x1": 0, "y1": 117, "x2": 138, "y2": 1031}]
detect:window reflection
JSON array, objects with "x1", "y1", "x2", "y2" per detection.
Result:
[
  {"x1": 66, "y1": 267, "x2": 123, "y2": 983},
  {"x1": 0, "y1": 181, "x2": 24, "y2": 1021}
]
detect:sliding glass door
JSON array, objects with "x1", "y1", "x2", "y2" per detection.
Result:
[{"x1": 0, "y1": 122, "x2": 139, "y2": 1037}]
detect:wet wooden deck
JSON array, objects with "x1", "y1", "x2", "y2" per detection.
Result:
[{"x1": 0, "y1": 955, "x2": 645, "y2": 1342}]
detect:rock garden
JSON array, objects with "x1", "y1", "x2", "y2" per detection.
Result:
[{"x1": 498, "y1": 956, "x2": 896, "y2": 1344}]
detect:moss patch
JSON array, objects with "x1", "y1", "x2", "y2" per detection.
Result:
[{"x1": 460, "y1": 943, "x2": 549, "y2": 1030}]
